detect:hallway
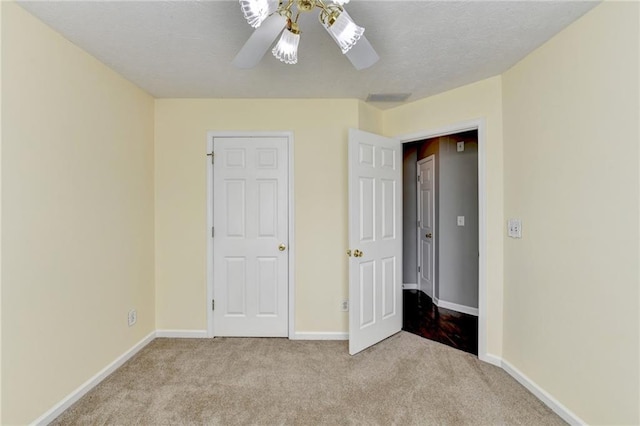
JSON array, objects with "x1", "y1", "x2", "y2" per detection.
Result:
[{"x1": 402, "y1": 289, "x2": 478, "y2": 355}]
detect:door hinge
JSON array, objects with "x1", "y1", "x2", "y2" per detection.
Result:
[
  {"x1": 418, "y1": 266, "x2": 421, "y2": 272},
  {"x1": 207, "y1": 151, "x2": 215, "y2": 164},
  {"x1": 212, "y1": 299, "x2": 215, "y2": 311},
  {"x1": 211, "y1": 227, "x2": 215, "y2": 238}
]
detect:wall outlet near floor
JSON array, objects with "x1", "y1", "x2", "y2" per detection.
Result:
[
  {"x1": 128, "y1": 309, "x2": 137, "y2": 327},
  {"x1": 457, "y1": 216, "x2": 465, "y2": 226},
  {"x1": 341, "y1": 300, "x2": 349, "y2": 312}
]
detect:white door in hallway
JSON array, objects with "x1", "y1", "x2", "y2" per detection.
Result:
[
  {"x1": 213, "y1": 137, "x2": 288, "y2": 337},
  {"x1": 348, "y1": 129, "x2": 403, "y2": 355},
  {"x1": 417, "y1": 156, "x2": 435, "y2": 298}
]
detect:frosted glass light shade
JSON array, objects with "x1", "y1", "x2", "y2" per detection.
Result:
[
  {"x1": 239, "y1": 0, "x2": 279, "y2": 28},
  {"x1": 325, "y1": 10, "x2": 364, "y2": 54},
  {"x1": 272, "y1": 29, "x2": 300, "y2": 64},
  {"x1": 332, "y1": 0, "x2": 350, "y2": 4}
]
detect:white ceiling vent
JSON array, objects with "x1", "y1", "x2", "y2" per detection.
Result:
[{"x1": 366, "y1": 93, "x2": 411, "y2": 103}]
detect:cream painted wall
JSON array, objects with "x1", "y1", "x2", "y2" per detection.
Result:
[
  {"x1": 358, "y1": 101, "x2": 383, "y2": 135},
  {"x1": 502, "y1": 2, "x2": 640, "y2": 424},
  {"x1": 154, "y1": 99, "x2": 359, "y2": 333},
  {"x1": 1, "y1": 4, "x2": 155, "y2": 424},
  {"x1": 383, "y1": 77, "x2": 504, "y2": 358}
]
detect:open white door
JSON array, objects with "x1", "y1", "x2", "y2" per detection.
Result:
[{"x1": 348, "y1": 129, "x2": 402, "y2": 355}]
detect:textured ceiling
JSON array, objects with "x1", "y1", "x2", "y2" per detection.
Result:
[{"x1": 17, "y1": 0, "x2": 599, "y2": 108}]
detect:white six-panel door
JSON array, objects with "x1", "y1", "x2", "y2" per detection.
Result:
[
  {"x1": 213, "y1": 137, "x2": 288, "y2": 337},
  {"x1": 348, "y1": 129, "x2": 402, "y2": 355},
  {"x1": 417, "y1": 156, "x2": 435, "y2": 298}
]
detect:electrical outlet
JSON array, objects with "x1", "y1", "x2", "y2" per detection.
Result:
[
  {"x1": 128, "y1": 309, "x2": 137, "y2": 327},
  {"x1": 457, "y1": 141, "x2": 465, "y2": 152},
  {"x1": 341, "y1": 300, "x2": 349, "y2": 312},
  {"x1": 507, "y1": 219, "x2": 522, "y2": 238}
]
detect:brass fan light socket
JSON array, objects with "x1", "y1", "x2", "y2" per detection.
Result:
[
  {"x1": 326, "y1": 10, "x2": 340, "y2": 26},
  {"x1": 289, "y1": 22, "x2": 301, "y2": 34}
]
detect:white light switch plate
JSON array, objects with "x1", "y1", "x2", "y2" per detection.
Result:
[
  {"x1": 508, "y1": 219, "x2": 522, "y2": 238},
  {"x1": 457, "y1": 216, "x2": 465, "y2": 226},
  {"x1": 457, "y1": 141, "x2": 464, "y2": 152}
]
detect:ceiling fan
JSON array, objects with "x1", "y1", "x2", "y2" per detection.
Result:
[{"x1": 232, "y1": 0, "x2": 379, "y2": 70}]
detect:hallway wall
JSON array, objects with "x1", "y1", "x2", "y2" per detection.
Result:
[
  {"x1": 402, "y1": 144, "x2": 418, "y2": 286},
  {"x1": 436, "y1": 133, "x2": 478, "y2": 309}
]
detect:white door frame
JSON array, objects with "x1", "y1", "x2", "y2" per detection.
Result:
[
  {"x1": 396, "y1": 119, "x2": 488, "y2": 362},
  {"x1": 416, "y1": 155, "x2": 435, "y2": 299},
  {"x1": 206, "y1": 131, "x2": 295, "y2": 339}
]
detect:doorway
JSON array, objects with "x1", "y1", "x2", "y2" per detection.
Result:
[{"x1": 401, "y1": 129, "x2": 480, "y2": 355}]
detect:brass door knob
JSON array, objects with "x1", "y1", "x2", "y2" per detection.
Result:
[
  {"x1": 353, "y1": 249, "x2": 364, "y2": 258},
  {"x1": 278, "y1": 243, "x2": 287, "y2": 251},
  {"x1": 426, "y1": 233, "x2": 433, "y2": 239}
]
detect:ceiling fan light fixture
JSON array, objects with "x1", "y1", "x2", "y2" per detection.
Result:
[
  {"x1": 272, "y1": 26, "x2": 301, "y2": 64},
  {"x1": 240, "y1": 0, "x2": 279, "y2": 28},
  {"x1": 234, "y1": 0, "x2": 378, "y2": 69},
  {"x1": 324, "y1": 10, "x2": 364, "y2": 54}
]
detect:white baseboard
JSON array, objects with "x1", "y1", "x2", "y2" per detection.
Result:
[
  {"x1": 434, "y1": 297, "x2": 478, "y2": 316},
  {"x1": 292, "y1": 332, "x2": 349, "y2": 340},
  {"x1": 478, "y1": 353, "x2": 502, "y2": 367},
  {"x1": 31, "y1": 331, "x2": 156, "y2": 426},
  {"x1": 402, "y1": 283, "x2": 418, "y2": 290},
  {"x1": 501, "y1": 360, "x2": 585, "y2": 426},
  {"x1": 155, "y1": 329, "x2": 208, "y2": 338}
]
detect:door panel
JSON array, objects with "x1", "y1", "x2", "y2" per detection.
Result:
[
  {"x1": 214, "y1": 137, "x2": 288, "y2": 337},
  {"x1": 257, "y1": 180, "x2": 278, "y2": 237},
  {"x1": 225, "y1": 257, "x2": 246, "y2": 315},
  {"x1": 257, "y1": 257, "x2": 278, "y2": 316},
  {"x1": 381, "y1": 256, "x2": 396, "y2": 318},
  {"x1": 349, "y1": 129, "x2": 402, "y2": 355},
  {"x1": 417, "y1": 156, "x2": 435, "y2": 298}
]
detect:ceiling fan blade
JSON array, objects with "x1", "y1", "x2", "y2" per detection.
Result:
[
  {"x1": 345, "y1": 36, "x2": 379, "y2": 70},
  {"x1": 232, "y1": 14, "x2": 287, "y2": 69}
]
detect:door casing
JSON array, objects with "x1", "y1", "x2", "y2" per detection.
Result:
[
  {"x1": 396, "y1": 119, "x2": 489, "y2": 363},
  {"x1": 206, "y1": 131, "x2": 295, "y2": 338}
]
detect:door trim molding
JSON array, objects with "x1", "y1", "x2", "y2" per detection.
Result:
[
  {"x1": 206, "y1": 131, "x2": 295, "y2": 339},
  {"x1": 395, "y1": 119, "x2": 489, "y2": 363}
]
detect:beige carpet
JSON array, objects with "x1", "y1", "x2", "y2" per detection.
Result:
[{"x1": 52, "y1": 332, "x2": 565, "y2": 425}]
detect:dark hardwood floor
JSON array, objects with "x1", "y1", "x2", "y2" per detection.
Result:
[{"x1": 402, "y1": 289, "x2": 478, "y2": 355}]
